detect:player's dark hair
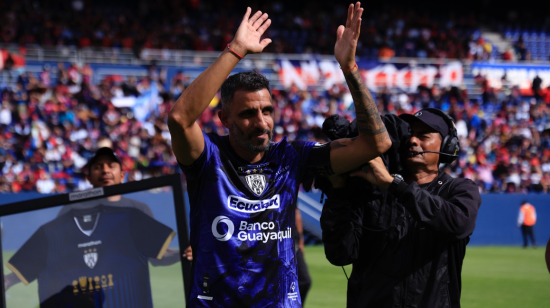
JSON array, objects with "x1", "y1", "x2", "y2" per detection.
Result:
[{"x1": 220, "y1": 71, "x2": 271, "y2": 113}]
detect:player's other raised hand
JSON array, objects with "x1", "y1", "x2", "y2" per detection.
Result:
[
  {"x1": 334, "y1": 2, "x2": 364, "y2": 71},
  {"x1": 229, "y1": 7, "x2": 272, "y2": 57}
]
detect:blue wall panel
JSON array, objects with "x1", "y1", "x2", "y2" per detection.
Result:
[{"x1": 469, "y1": 194, "x2": 550, "y2": 246}]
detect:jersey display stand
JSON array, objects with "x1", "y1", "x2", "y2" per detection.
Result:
[{"x1": 0, "y1": 174, "x2": 190, "y2": 308}]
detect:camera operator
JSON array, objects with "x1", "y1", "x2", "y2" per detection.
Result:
[{"x1": 320, "y1": 109, "x2": 481, "y2": 308}]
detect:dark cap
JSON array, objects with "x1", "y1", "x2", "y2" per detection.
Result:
[
  {"x1": 400, "y1": 109, "x2": 451, "y2": 138},
  {"x1": 87, "y1": 147, "x2": 121, "y2": 172}
]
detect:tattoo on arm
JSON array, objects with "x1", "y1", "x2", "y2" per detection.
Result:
[
  {"x1": 344, "y1": 70, "x2": 388, "y2": 138},
  {"x1": 330, "y1": 140, "x2": 349, "y2": 150}
]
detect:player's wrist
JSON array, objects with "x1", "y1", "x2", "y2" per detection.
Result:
[
  {"x1": 340, "y1": 62, "x2": 358, "y2": 73},
  {"x1": 228, "y1": 41, "x2": 248, "y2": 59}
]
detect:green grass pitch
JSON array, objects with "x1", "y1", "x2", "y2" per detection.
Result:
[
  {"x1": 3, "y1": 245, "x2": 549, "y2": 307},
  {"x1": 303, "y1": 245, "x2": 550, "y2": 308}
]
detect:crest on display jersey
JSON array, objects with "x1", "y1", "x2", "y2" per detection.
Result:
[{"x1": 83, "y1": 249, "x2": 98, "y2": 269}]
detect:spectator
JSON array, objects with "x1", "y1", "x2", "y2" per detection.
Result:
[
  {"x1": 0, "y1": 1, "x2": 492, "y2": 60},
  {"x1": 378, "y1": 44, "x2": 395, "y2": 59},
  {"x1": 35, "y1": 173, "x2": 55, "y2": 194},
  {"x1": 532, "y1": 75, "x2": 542, "y2": 102},
  {"x1": 1, "y1": 47, "x2": 550, "y2": 193}
]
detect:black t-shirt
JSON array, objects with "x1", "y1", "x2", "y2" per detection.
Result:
[{"x1": 8, "y1": 206, "x2": 175, "y2": 308}]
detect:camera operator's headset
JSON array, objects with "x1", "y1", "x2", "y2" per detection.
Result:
[{"x1": 411, "y1": 108, "x2": 459, "y2": 164}]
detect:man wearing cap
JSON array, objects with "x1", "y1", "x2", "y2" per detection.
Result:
[
  {"x1": 320, "y1": 109, "x2": 481, "y2": 308},
  {"x1": 56, "y1": 147, "x2": 153, "y2": 216}
]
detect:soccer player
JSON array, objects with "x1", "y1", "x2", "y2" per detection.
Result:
[{"x1": 168, "y1": 3, "x2": 391, "y2": 307}]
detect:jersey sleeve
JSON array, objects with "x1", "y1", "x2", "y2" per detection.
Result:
[
  {"x1": 178, "y1": 132, "x2": 216, "y2": 181},
  {"x1": 133, "y1": 201, "x2": 154, "y2": 218},
  {"x1": 130, "y1": 210, "x2": 176, "y2": 260},
  {"x1": 7, "y1": 227, "x2": 48, "y2": 285},
  {"x1": 291, "y1": 141, "x2": 334, "y2": 178},
  {"x1": 121, "y1": 198, "x2": 155, "y2": 218}
]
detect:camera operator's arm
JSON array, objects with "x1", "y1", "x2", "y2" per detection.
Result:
[
  {"x1": 320, "y1": 175, "x2": 364, "y2": 266},
  {"x1": 352, "y1": 159, "x2": 481, "y2": 240},
  {"x1": 388, "y1": 178, "x2": 481, "y2": 240}
]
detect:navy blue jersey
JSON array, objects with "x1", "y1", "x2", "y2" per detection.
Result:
[
  {"x1": 181, "y1": 133, "x2": 331, "y2": 307},
  {"x1": 7, "y1": 205, "x2": 175, "y2": 308}
]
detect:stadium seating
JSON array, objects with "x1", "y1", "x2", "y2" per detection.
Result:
[
  {"x1": 1, "y1": 60, "x2": 550, "y2": 194},
  {"x1": 1, "y1": 1, "x2": 550, "y2": 194}
]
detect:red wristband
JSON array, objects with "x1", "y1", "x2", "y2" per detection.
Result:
[
  {"x1": 226, "y1": 44, "x2": 244, "y2": 60},
  {"x1": 341, "y1": 62, "x2": 358, "y2": 73}
]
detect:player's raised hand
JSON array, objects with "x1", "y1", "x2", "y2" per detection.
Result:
[
  {"x1": 230, "y1": 7, "x2": 272, "y2": 57},
  {"x1": 334, "y1": 2, "x2": 363, "y2": 70}
]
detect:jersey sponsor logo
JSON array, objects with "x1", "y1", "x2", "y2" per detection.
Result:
[
  {"x1": 245, "y1": 174, "x2": 267, "y2": 196},
  {"x1": 77, "y1": 240, "x2": 102, "y2": 248},
  {"x1": 83, "y1": 248, "x2": 98, "y2": 269},
  {"x1": 69, "y1": 187, "x2": 104, "y2": 201},
  {"x1": 237, "y1": 221, "x2": 292, "y2": 243},
  {"x1": 211, "y1": 216, "x2": 234, "y2": 241},
  {"x1": 227, "y1": 195, "x2": 280, "y2": 213},
  {"x1": 210, "y1": 217, "x2": 293, "y2": 243}
]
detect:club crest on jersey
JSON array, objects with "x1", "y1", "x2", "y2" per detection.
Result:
[
  {"x1": 83, "y1": 248, "x2": 98, "y2": 269},
  {"x1": 245, "y1": 174, "x2": 267, "y2": 196}
]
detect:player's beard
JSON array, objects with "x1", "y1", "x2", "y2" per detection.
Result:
[{"x1": 230, "y1": 123, "x2": 272, "y2": 153}]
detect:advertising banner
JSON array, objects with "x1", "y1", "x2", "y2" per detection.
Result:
[
  {"x1": 277, "y1": 59, "x2": 463, "y2": 92},
  {"x1": 471, "y1": 62, "x2": 550, "y2": 93}
]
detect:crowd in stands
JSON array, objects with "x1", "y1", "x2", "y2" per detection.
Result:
[
  {"x1": 0, "y1": 0, "x2": 511, "y2": 61},
  {"x1": 1, "y1": 0, "x2": 550, "y2": 194},
  {"x1": 1, "y1": 61, "x2": 550, "y2": 194}
]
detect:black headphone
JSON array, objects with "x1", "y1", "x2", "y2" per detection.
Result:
[{"x1": 422, "y1": 108, "x2": 459, "y2": 164}]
